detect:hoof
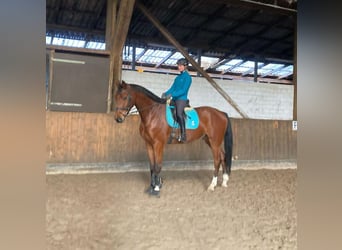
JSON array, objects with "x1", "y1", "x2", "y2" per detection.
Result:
[
  {"x1": 145, "y1": 185, "x2": 154, "y2": 194},
  {"x1": 207, "y1": 185, "x2": 215, "y2": 191},
  {"x1": 145, "y1": 186, "x2": 160, "y2": 197},
  {"x1": 149, "y1": 189, "x2": 160, "y2": 197}
]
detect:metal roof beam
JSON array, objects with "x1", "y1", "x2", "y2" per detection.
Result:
[
  {"x1": 211, "y1": 0, "x2": 297, "y2": 16},
  {"x1": 47, "y1": 24, "x2": 105, "y2": 37}
]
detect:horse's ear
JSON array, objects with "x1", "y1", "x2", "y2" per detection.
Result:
[
  {"x1": 117, "y1": 80, "x2": 126, "y2": 91},
  {"x1": 121, "y1": 80, "x2": 128, "y2": 89}
]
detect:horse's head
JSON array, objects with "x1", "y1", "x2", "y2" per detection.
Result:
[{"x1": 113, "y1": 81, "x2": 134, "y2": 123}]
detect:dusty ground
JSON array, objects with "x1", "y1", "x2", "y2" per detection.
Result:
[{"x1": 46, "y1": 169, "x2": 297, "y2": 250}]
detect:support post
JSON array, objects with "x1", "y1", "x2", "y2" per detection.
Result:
[
  {"x1": 106, "y1": 0, "x2": 135, "y2": 113},
  {"x1": 197, "y1": 49, "x2": 202, "y2": 77},
  {"x1": 292, "y1": 16, "x2": 297, "y2": 120},
  {"x1": 254, "y1": 59, "x2": 258, "y2": 82},
  {"x1": 132, "y1": 44, "x2": 136, "y2": 70}
]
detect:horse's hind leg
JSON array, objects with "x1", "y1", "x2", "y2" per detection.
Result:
[
  {"x1": 202, "y1": 136, "x2": 219, "y2": 191},
  {"x1": 208, "y1": 147, "x2": 221, "y2": 191},
  {"x1": 204, "y1": 136, "x2": 229, "y2": 188},
  {"x1": 220, "y1": 149, "x2": 229, "y2": 187},
  {"x1": 204, "y1": 135, "x2": 229, "y2": 190}
]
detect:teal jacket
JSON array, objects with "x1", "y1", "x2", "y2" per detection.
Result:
[{"x1": 164, "y1": 70, "x2": 192, "y2": 100}]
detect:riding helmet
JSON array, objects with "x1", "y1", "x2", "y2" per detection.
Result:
[{"x1": 176, "y1": 58, "x2": 188, "y2": 66}]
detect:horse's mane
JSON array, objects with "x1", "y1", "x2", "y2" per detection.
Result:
[{"x1": 129, "y1": 83, "x2": 166, "y2": 104}]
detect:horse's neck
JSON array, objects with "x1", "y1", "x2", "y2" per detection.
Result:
[{"x1": 134, "y1": 92, "x2": 158, "y2": 113}]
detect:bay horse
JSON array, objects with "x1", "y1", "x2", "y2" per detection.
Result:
[{"x1": 113, "y1": 81, "x2": 233, "y2": 196}]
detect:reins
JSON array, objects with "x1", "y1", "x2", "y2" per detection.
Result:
[
  {"x1": 134, "y1": 102, "x2": 160, "y2": 113},
  {"x1": 114, "y1": 91, "x2": 161, "y2": 115}
]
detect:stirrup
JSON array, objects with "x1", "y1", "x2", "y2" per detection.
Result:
[{"x1": 178, "y1": 134, "x2": 186, "y2": 142}]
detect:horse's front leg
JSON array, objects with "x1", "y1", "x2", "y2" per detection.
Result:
[
  {"x1": 143, "y1": 141, "x2": 164, "y2": 196},
  {"x1": 144, "y1": 141, "x2": 156, "y2": 193},
  {"x1": 140, "y1": 124, "x2": 158, "y2": 193},
  {"x1": 149, "y1": 141, "x2": 165, "y2": 196}
]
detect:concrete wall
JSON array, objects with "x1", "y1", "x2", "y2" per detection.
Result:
[{"x1": 122, "y1": 70, "x2": 294, "y2": 120}]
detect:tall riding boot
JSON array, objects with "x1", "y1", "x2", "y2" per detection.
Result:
[{"x1": 178, "y1": 116, "x2": 186, "y2": 142}]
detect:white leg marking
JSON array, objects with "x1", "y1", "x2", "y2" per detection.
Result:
[
  {"x1": 207, "y1": 176, "x2": 218, "y2": 191},
  {"x1": 222, "y1": 173, "x2": 229, "y2": 187}
]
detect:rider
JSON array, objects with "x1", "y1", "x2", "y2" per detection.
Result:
[{"x1": 162, "y1": 58, "x2": 192, "y2": 142}]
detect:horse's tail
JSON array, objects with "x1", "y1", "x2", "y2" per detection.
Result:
[{"x1": 224, "y1": 113, "x2": 233, "y2": 175}]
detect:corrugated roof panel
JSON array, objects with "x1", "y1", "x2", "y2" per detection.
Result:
[
  {"x1": 52, "y1": 37, "x2": 85, "y2": 48},
  {"x1": 216, "y1": 59, "x2": 243, "y2": 71},
  {"x1": 86, "y1": 41, "x2": 106, "y2": 50},
  {"x1": 180, "y1": 14, "x2": 208, "y2": 28},
  {"x1": 214, "y1": 34, "x2": 245, "y2": 47},
  {"x1": 205, "y1": 18, "x2": 235, "y2": 31},
  {"x1": 138, "y1": 49, "x2": 172, "y2": 64},
  {"x1": 277, "y1": 65, "x2": 293, "y2": 78},
  {"x1": 195, "y1": 2, "x2": 228, "y2": 16},
  {"x1": 222, "y1": 6, "x2": 252, "y2": 20},
  {"x1": 164, "y1": 52, "x2": 184, "y2": 65},
  {"x1": 46, "y1": 36, "x2": 52, "y2": 44},
  {"x1": 234, "y1": 23, "x2": 266, "y2": 36},
  {"x1": 123, "y1": 47, "x2": 146, "y2": 61},
  {"x1": 57, "y1": 10, "x2": 74, "y2": 25},
  {"x1": 261, "y1": 26, "x2": 292, "y2": 39},
  {"x1": 259, "y1": 63, "x2": 285, "y2": 76},
  {"x1": 201, "y1": 56, "x2": 220, "y2": 68}
]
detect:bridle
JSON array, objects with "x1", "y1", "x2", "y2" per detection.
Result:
[
  {"x1": 114, "y1": 90, "x2": 163, "y2": 118},
  {"x1": 114, "y1": 93, "x2": 132, "y2": 118}
]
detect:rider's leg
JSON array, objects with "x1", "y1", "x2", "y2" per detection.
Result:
[{"x1": 175, "y1": 100, "x2": 187, "y2": 142}]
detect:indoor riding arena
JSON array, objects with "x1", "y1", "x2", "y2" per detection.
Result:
[{"x1": 46, "y1": 0, "x2": 297, "y2": 249}]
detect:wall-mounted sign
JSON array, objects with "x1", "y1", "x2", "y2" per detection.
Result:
[{"x1": 292, "y1": 121, "x2": 297, "y2": 131}]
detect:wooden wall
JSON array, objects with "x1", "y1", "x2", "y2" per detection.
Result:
[
  {"x1": 46, "y1": 111, "x2": 296, "y2": 164},
  {"x1": 231, "y1": 119, "x2": 297, "y2": 160}
]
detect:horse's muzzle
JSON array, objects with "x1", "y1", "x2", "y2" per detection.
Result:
[
  {"x1": 115, "y1": 117, "x2": 124, "y2": 123},
  {"x1": 114, "y1": 111, "x2": 125, "y2": 123}
]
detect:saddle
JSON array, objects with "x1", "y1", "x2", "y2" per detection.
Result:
[{"x1": 165, "y1": 100, "x2": 199, "y2": 130}]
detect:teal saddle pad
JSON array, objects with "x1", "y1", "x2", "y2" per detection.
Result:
[{"x1": 166, "y1": 104, "x2": 199, "y2": 129}]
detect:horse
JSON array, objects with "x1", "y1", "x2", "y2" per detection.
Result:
[{"x1": 113, "y1": 81, "x2": 233, "y2": 196}]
